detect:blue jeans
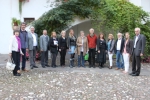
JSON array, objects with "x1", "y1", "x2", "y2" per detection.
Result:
[
  {"x1": 78, "y1": 52, "x2": 85, "y2": 67},
  {"x1": 70, "y1": 46, "x2": 76, "y2": 54},
  {"x1": 116, "y1": 50, "x2": 124, "y2": 69}
]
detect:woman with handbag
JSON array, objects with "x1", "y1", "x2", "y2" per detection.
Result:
[
  {"x1": 49, "y1": 32, "x2": 58, "y2": 68},
  {"x1": 9, "y1": 30, "x2": 24, "y2": 76},
  {"x1": 76, "y1": 31, "x2": 89, "y2": 67},
  {"x1": 59, "y1": 31, "x2": 68, "y2": 67},
  {"x1": 97, "y1": 33, "x2": 107, "y2": 68},
  {"x1": 67, "y1": 29, "x2": 77, "y2": 68}
]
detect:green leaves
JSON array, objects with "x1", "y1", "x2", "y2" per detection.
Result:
[{"x1": 33, "y1": 0, "x2": 97, "y2": 35}]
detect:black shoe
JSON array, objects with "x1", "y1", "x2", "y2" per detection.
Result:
[
  {"x1": 132, "y1": 73, "x2": 139, "y2": 76},
  {"x1": 52, "y1": 66, "x2": 56, "y2": 68},
  {"x1": 99, "y1": 66, "x2": 102, "y2": 69},
  {"x1": 129, "y1": 72, "x2": 135, "y2": 75},
  {"x1": 89, "y1": 65, "x2": 91, "y2": 68},
  {"x1": 31, "y1": 66, "x2": 34, "y2": 69},
  {"x1": 33, "y1": 66, "x2": 38, "y2": 68},
  {"x1": 45, "y1": 65, "x2": 50, "y2": 67},
  {"x1": 54, "y1": 65, "x2": 58, "y2": 67},
  {"x1": 93, "y1": 65, "x2": 95, "y2": 68},
  {"x1": 42, "y1": 66, "x2": 46, "y2": 68},
  {"x1": 14, "y1": 73, "x2": 21, "y2": 76},
  {"x1": 70, "y1": 65, "x2": 73, "y2": 68}
]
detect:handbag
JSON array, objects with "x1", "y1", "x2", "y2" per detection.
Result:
[{"x1": 6, "y1": 58, "x2": 16, "y2": 71}]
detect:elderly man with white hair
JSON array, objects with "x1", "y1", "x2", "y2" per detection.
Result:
[
  {"x1": 130, "y1": 27, "x2": 146, "y2": 76},
  {"x1": 87, "y1": 28, "x2": 97, "y2": 68},
  {"x1": 26, "y1": 26, "x2": 39, "y2": 69},
  {"x1": 114, "y1": 33, "x2": 125, "y2": 70}
]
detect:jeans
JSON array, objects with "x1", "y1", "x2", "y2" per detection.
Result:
[
  {"x1": 78, "y1": 52, "x2": 85, "y2": 67},
  {"x1": 108, "y1": 52, "x2": 113, "y2": 67},
  {"x1": 21, "y1": 48, "x2": 26, "y2": 70},
  {"x1": 123, "y1": 53, "x2": 130, "y2": 72},
  {"x1": 70, "y1": 46, "x2": 76, "y2": 54},
  {"x1": 116, "y1": 50, "x2": 124, "y2": 69}
]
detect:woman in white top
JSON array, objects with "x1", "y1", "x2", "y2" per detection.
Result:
[{"x1": 9, "y1": 30, "x2": 24, "y2": 76}]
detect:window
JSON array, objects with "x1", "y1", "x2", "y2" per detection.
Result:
[{"x1": 24, "y1": 18, "x2": 35, "y2": 24}]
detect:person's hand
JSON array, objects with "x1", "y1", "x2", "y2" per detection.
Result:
[
  {"x1": 140, "y1": 53, "x2": 143, "y2": 56},
  {"x1": 26, "y1": 49, "x2": 29, "y2": 52},
  {"x1": 41, "y1": 50, "x2": 43, "y2": 52},
  {"x1": 105, "y1": 50, "x2": 107, "y2": 53},
  {"x1": 109, "y1": 52, "x2": 112, "y2": 54},
  {"x1": 56, "y1": 44, "x2": 58, "y2": 46},
  {"x1": 98, "y1": 50, "x2": 100, "y2": 53},
  {"x1": 59, "y1": 49, "x2": 61, "y2": 52},
  {"x1": 21, "y1": 53, "x2": 24, "y2": 56},
  {"x1": 9, "y1": 53, "x2": 12, "y2": 57}
]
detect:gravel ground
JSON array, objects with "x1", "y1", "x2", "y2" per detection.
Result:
[{"x1": 0, "y1": 54, "x2": 150, "y2": 100}]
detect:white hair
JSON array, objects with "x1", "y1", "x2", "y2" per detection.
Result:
[
  {"x1": 89, "y1": 28, "x2": 94, "y2": 32},
  {"x1": 135, "y1": 27, "x2": 141, "y2": 32},
  {"x1": 117, "y1": 33, "x2": 122, "y2": 36},
  {"x1": 61, "y1": 30, "x2": 66, "y2": 35},
  {"x1": 30, "y1": 26, "x2": 35, "y2": 29}
]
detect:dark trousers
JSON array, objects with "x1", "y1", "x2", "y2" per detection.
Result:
[
  {"x1": 51, "y1": 53, "x2": 57, "y2": 66},
  {"x1": 21, "y1": 48, "x2": 26, "y2": 70},
  {"x1": 88, "y1": 48, "x2": 96, "y2": 65},
  {"x1": 60, "y1": 48, "x2": 66, "y2": 66},
  {"x1": 41, "y1": 50, "x2": 48, "y2": 66},
  {"x1": 29, "y1": 46, "x2": 36, "y2": 67},
  {"x1": 132, "y1": 50, "x2": 141, "y2": 75},
  {"x1": 12, "y1": 51, "x2": 20, "y2": 75}
]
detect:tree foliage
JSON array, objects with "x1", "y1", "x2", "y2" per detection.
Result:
[
  {"x1": 33, "y1": 0, "x2": 100, "y2": 36},
  {"x1": 33, "y1": 0, "x2": 150, "y2": 55},
  {"x1": 91, "y1": 0, "x2": 150, "y2": 55}
]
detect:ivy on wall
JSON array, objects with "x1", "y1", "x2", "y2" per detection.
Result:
[
  {"x1": 91, "y1": 0, "x2": 150, "y2": 55},
  {"x1": 33, "y1": 0, "x2": 100, "y2": 36},
  {"x1": 33, "y1": 0, "x2": 150, "y2": 55}
]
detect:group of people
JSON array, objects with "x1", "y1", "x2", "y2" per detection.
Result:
[{"x1": 9, "y1": 22, "x2": 146, "y2": 77}]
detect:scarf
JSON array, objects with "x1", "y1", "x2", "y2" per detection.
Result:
[{"x1": 16, "y1": 36, "x2": 21, "y2": 51}]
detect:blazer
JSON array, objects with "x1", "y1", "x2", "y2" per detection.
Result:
[
  {"x1": 40, "y1": 35, "x2": 50, "y2": 51},
  {"x1": 49, "y1": 37, "x2": 58, "y2": 53},
  {"x1": 114, "y1": 38, "x2": 125, "y2": 54},
  {"x1": 97, "y1": 39, "x2": 107, "y2": 51},
  {"x1": 76, "y1": 36, "x2": 89, "y2": 56},
  {"x1": 58, "y1": 37, "x2": 68, "y2": 49},
  {"x1": 123, "y1": 39, "x2": 133, "y2": 55},
  {"x1": 132, "y1": 34, "x2": 146, "y2": 56},
  {"x1": 19, "y1": 30, "x2": 28, "y2": 49},
  {"x1": 67, "y1": 35, "x2": 77, "y2": 48},
  {"x1": 26, "y1": 32, "x2": 38, "y2": 50},
  {"x1": 9, "y1": 35, "x2": 23, "y2": 54},
  {"x1": 108, "y1": 39, "x2": 115, "y2": 53}
]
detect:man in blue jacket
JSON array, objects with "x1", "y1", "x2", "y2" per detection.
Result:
[{"x1": 19, "y1": 22, "x2": 28, "y2": 72}]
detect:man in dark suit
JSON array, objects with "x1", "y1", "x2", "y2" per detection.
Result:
[
  {"x1": 114, "y1": 33, "x2": 125, "y2": 70},
  {"x1": 130, "y1": 28, "x2": 146, "y2": 76}
]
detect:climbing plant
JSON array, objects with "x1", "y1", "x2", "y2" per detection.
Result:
[
  {"x1": 33, "y1": 0, "x2": 100, "y2": 36},
  {"x1": 33, "y1": 0, "x2": 150, "y2": 55},
  {"x1": 91, "y1": 0, "x2": 150, "y2": 55}
]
